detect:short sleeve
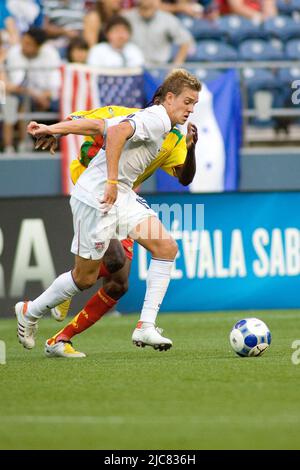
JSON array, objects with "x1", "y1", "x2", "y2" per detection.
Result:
[
  {"x1": 67, "y1": 110, "x2": 88, "y2": 120},
  {"x1": 104, "y1": 106, "x2": 171, "y2": 143},
  {"x1": 129, "y1": 106, "x2": 171, "y2": 143}
]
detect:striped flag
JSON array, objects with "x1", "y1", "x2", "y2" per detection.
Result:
[{"x1": 60, "y1": 64, "x2": 145, "y2": 194}]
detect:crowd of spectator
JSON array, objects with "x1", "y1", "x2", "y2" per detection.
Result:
[{"x1": 1, "y1": 0, "x2": 299, "y2": 152}]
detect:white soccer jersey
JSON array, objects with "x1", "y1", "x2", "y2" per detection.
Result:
[{"x1": 71, "y1": 105, "x2": 172, "y2": 209}]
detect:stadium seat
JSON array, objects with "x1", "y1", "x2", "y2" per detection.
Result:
[
  {"x1": 277, "y1": 0, "x2": 295, "y2": 15},
  {"x1": 188, "y1": 40, "x2": 238, "y2": 62},
  {"x1": 179, "y1": 16, "x2": 225, "y2": 41},
  {"x1": 238, "y1": 39, "x2": 284, "y2": 60},
  {"x1": 217, "y1": 15, "x2": 265, "y2": 45},
  {"x1": 242, "y1": 68, "x2": 281, "y2": 126},
  {"x1": 264, "y1": 15, "x2": 300, "y2": 41},
  {"x1": 291, "y1": 0, "x2": 300, "y2": 13},
  {"x1": 269, "y1": 37, "x2": 285, "y2": 55},
  {"x1": 277, "y1": 0, "x2": 300, "y2": 16},
  {"x1": 189, "y1": 67, "x2": 223, "y2": 83},
  {"x1": 285, "y1": 39, "x2": 300, "y2": 59},
  {"x1": 243, "y1": 68, "x2": 278, "y2": 91},
  {"x1": 277, "y1": 66, "x2": 300, "y2": 84}
]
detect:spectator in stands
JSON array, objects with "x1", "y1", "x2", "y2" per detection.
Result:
[
  {"x1": 43, "y1": 0, "x2": 84, "y2": 41},
  {"x1": 0, "y1": 36, "x2": 9, "y2": 152},
  {"x1": 67, "y1": 37, "x2": 89, "y2": 64},
  {"x1": 217, "y1": 0, "x2": 277, "y2": 21},
  {"x1": 6, "y1": 0, "x2": 44, "y2": 34},
  {"x1": 124, "y1": 0, "x2": 193, "y2": 65},
  {"x1": 87, "y1": 15, "x2": 144, "y2": 68},
  {"x1": 3, "y1": 27, "x2": 61, "y2": 153},
  {"x1": 0, "y1": 36, "x2": 6, "y2": 81},
  {"x1": 83, "y1": 0, "x2": 123, "y2": 47},
  {"x1": 0, "y1": 1, "x2": 19, "y2": 45}
]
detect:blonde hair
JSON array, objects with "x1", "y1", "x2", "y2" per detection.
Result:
[{"x1": 160, "y1": 69, "x2": 202, "y2": 100}]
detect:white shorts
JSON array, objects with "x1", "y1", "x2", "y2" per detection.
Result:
[{"x1": 70, "y1": 189, "x2": 157, "y2": 260}]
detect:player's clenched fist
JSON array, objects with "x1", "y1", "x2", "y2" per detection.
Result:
[{"x1": 186, "y1": 123, "x2": 198, "y2": 149}]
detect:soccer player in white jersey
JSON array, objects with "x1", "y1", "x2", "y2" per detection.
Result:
[{"x1": 15, "y1": 69, "x2": 201, "y2": 352}]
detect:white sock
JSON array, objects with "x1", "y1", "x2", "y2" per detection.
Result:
[
  {"x1": 26, "y1": 271, "x2": 81, "y2": 321},
  {"x1": 140, "y1": 258, "x2": 174, "y2": 325}
]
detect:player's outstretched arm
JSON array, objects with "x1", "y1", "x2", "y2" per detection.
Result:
[
  {"x1": 175, "y1": 123, "x2": 198, "y2": 186},
  {"x1": 27, "y1": 118, "x2": 106, "y2": 138}
]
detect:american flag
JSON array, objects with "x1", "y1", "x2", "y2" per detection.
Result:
[{"x1": 60, "y1": 64, "x2": 145, "y2": 194}]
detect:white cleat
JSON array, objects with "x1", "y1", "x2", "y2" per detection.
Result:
[
  {"x1": 51, "y1": 298, "x2": 72, "y2": 322},
  {"x1": 15, "y1": 301, "x2": 38, "y2": 350},
  {"x1": 45, "y1": 340, "x2": 86, "y2": 358},
  {"x1": 132, "y1": 324, "x2": 173, "y2": 351}
]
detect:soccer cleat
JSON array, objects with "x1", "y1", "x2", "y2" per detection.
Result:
[
  {"x1": 132, "y1": 324, "x2": 173, "y2": 351},
  {"x1": 15, "y1": 301, "x2": 38, "y2": 350},
  {"x1": 51, "y1": 298, "x2": 72, "y2": 322},
  {"x1": 44, "y1": 339, "x2": 86, "y2": 358}
]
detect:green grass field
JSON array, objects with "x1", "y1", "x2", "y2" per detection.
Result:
[{"x1": 0, "y1": 310, "x2": 299, "y2": 450}]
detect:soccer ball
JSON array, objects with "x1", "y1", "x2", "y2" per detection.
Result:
[{"x1": 229, "y1": 318, "x2": 271, "y2": 357}]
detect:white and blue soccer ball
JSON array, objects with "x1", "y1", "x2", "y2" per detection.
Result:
[{"x1": 229, "y1": 318, "x2": 271, "y2": 357}]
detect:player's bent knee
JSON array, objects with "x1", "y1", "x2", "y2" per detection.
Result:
[
  {"x1": 105, "y1": 254, "x2": 126, "y2": 274},
  {"x1": 168, "y1": 239, "x2": 179, "y2": 258},
  {"x1": 104, "y1": 240, "x2": 126, "y2": 273},
  {"x1": 73, "y1": 271, "x2": 98, "y2": 290},
  {"x1": 104, "y1": 280, "x2": 129, "y2": 300},
  {"x1": 152, "y1": 238, "x2": 178, "y2": 260}
]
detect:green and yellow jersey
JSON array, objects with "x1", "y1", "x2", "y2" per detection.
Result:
[{"x1": 68, "y1": 105, "x2": 187, "y2": 188}]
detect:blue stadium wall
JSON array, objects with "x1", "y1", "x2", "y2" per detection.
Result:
[
  {"x1": 119, "y1": 191, "x2": 300, "y2": 312},
  {"x1": 1, "y1": 149, "x2": 300, "y2": 197}
]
